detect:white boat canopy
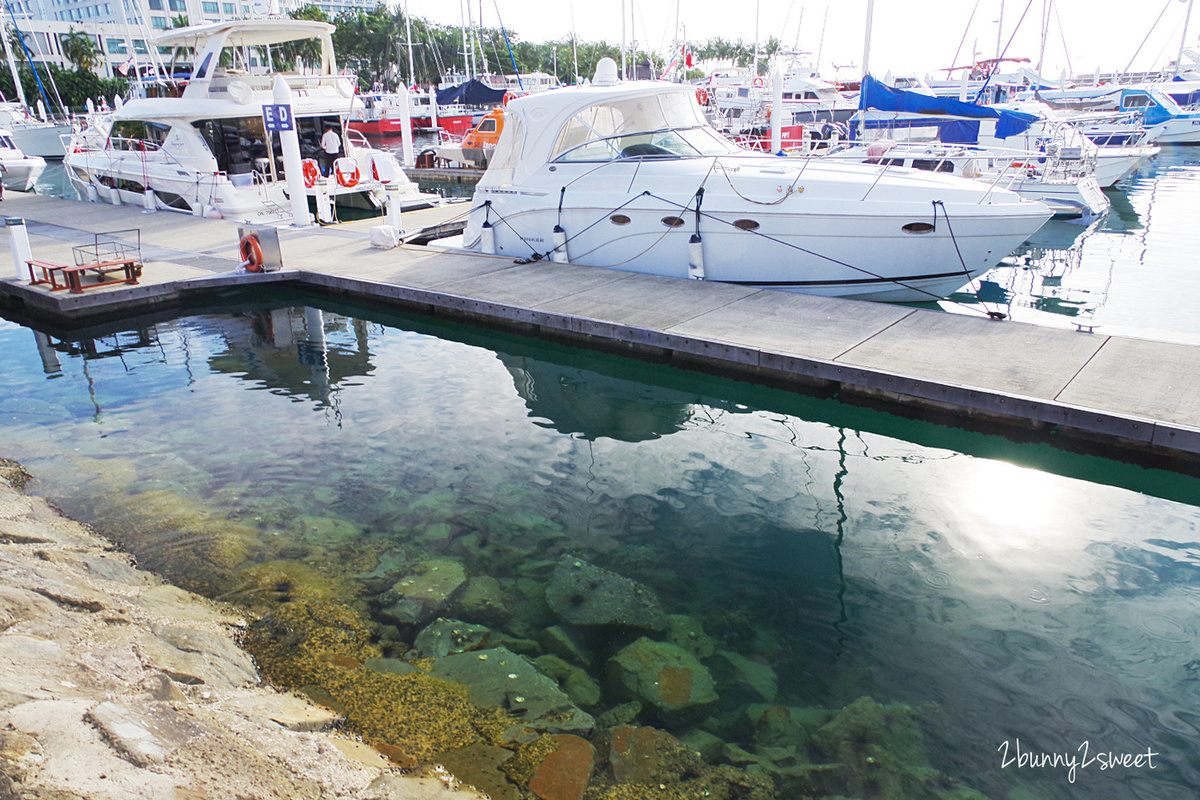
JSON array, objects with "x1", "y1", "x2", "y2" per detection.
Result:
[{"x1": 486, "y1": 79, "x2": 736, "y2": 187}]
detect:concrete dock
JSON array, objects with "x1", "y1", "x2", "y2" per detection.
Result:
[{"x1": 3, "y1": 193, "x2": 1199, "y2": 473}]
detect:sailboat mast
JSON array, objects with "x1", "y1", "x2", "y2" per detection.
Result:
[
  {"x1": 620, "y1": 0, "x2": 626, "y2": 80},
  {"x1": 0, "y1": 18, "x2": 28, "y2": 110},
  {"x1": 753, "y1": 0, "x2": 760, "y2": 77},
  {"x1": 861, "y1": 0, "x2": 874, "y2": 77},
  {"x1": 404, "y1": 0, "x2": 415, "y2": 86},
  {"x1": 1176, "y1": 0, "x2": 1195, "y2": 78}
]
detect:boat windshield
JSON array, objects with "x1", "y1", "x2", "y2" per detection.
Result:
[{"x1": 550, "y1": 91, "x2": 741, "y2": 162}]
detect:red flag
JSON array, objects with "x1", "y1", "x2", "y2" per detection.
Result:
[{"x1": 685, "y1": 46, "x2": 693, "y2": 68}]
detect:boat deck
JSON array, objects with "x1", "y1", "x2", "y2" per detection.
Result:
[{"x1": 3, "y1": 193, "x2": 1199, "y2": 472}]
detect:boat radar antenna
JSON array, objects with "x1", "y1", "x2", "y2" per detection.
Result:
[{"x1": 594, "y1": 57, "x2": 619, "y2": 86}]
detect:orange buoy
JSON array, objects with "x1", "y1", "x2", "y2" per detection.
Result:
[{"x1": 238, "y1": 234, "x2": 264, "y2": 273}]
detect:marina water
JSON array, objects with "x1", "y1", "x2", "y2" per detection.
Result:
[{"x1": 4, "y1": 149, "x2": 1200, "y2": 798}]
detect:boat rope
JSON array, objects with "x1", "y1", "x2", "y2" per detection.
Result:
[
  {"x1": 933, "y1": 200, "x2": 1007, "y2": 319},
  {"x1": 644, "y1": 190, "x2": 1003, "y2": 315},
  {"x1": 715, "y1": 159, "x2": 805, "y2": 205}
]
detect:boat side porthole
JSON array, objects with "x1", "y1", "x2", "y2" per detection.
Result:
[
  {"x1": 733, "y1": 219, "x2": 760, "y2": 231},
  {"x1": 610, "y1": 214, "x2": 631, "y2": 225},
  {"x1": 660, "y1": 216, "x2": 686, "y2": 228},
  {"x1": 902, "y1": 222, "x2": 936, "y2": 234}
]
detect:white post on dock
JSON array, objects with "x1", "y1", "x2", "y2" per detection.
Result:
[
  {"x1": 6, "y1": 218, "x2": 33, "y2": 281},
  {"x1": 272, "y1": 74, "x2": 312, "y2": 228},
  {"x1": 771, "y1": 71, "x2": 783, "y2": 154},
  {"x1": 142, "y1": 189, "x2": 156, "y2": 212},
  {"x1": 398, "y1": 85, "x2": 415, "y2": 169},
  {"x1": 386, "y1": 184, "x2": 403, "y2": 233}
]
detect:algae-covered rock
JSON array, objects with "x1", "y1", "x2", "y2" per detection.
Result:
[
  {"x1": 708, "y1": 650, "x2": 778, "y2": 704},
  {"x1": 809, "y1": 696, "x2": 991, "y2": 800},
  {"x1": 412, "y1": 618, "x2": 495, "y2": 658},
  {"x1": 294, "y1": 514, "x2": 365, "y2": 544},
  {"x1": 428, "y1": 647, "x2": 595, "y2": 736},
  {"x1": 434, "y1": 743, "x2": 519, "y2": 800},
  {"x1": 593, "y1": 725, "x2": 777, "y2": 800},
  {"x1": 242, "y1": 601, "x2": 511, "y2": 764},
  {"x1": 379, "y1": 558, "x2": 468, "y2": 625},
  {"x1": 608, "y1": 637, "x2": 717, "y2": 712},
  {"x1": 533, "y1": 655, "x2": 602, "y2": 708},
  {"x1": 447, "y1": 575, "x2": 513, "y2": 627},
  {"x1": 538, "y1": 625, "x2": 593, "y2": 667},
  {"x1": 545, "y1": 556, "x2": 666, "y2": 630},
  {"x1": 666, "y1": 614, "x2": 717, "y2": 659}
]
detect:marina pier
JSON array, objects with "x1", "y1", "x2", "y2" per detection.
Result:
[{"x1": 2, "y1": 192, "x2": 1198, "y2": 472}]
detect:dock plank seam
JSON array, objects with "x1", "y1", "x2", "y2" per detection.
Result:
[
  {"x1": 829, "y1": 308, "x2": 922, "y2": 361},
  {"x1": 1051, "y1": 334, "x2": 1115, "y2": 404}
]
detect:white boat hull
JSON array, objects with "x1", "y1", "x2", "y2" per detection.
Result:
[{"x1": 467, "y1": 157, "x2": 1052, "y2": 303}]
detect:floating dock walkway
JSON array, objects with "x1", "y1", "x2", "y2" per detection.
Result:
[{"x1": 3, "y1": 193, "x2": 1199, "y2": 473}]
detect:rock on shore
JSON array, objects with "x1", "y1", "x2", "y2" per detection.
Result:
[{"x1": 0, "y1": 460, "x2": 483, "y2": 800}]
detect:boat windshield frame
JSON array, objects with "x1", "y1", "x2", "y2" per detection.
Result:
[{"x1": 553, "y1": 124, "x2": 741, "y2": 163}]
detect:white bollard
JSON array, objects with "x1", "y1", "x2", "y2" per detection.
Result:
[
  {"x1": 386, "y1": 184, "x2": 403, "y2": 233},
  {"x1": 315, "y1": 182, "x2": 333, "y2": 224},
  {"x1": 84, "y1": 184, "x2": 99, "y2": 203},
  {"x1": 109, "y1": 185, "x2": 122, "y2": 205},
  {"x1": 142, "y1": 189, "x2": 156, "y2": 212},
  {"x1": 6, "y1": 217, "x2": 33, "y2": 280}
]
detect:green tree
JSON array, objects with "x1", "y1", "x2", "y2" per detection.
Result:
[{"x1": 60, "y1": 28, "x2": 101, "y2": 71}]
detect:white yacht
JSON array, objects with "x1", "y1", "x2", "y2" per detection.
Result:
[
  {"x1": 63, "y1": 20, "x2": 438, "y2": 222},
  {"x1": 0, "y1": 103, "x2": 70, "y2": 159},
  {"x1": 0, "y1": 128, "x2": 46, "y2": 192},
  {"x1": 457, "y1": 59, "x2": 1052, "y2": 303}
]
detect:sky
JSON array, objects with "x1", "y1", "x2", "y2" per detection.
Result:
[{"x1": 398, "y1": 0, "x2": 1198, "y2": 81}]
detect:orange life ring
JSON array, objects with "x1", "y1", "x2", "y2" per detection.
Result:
[
  {"x1": 752, "y1": 76, "x2": 764, "y2": 88},
  {"x1": 239, "y1": 234, "x2": 264, "y2": 273},
  {"x1": 696, "y1": 88, "x2": 709, "y2": 105},
  {"x1": 335, "y1": 160, "x2": 360, "y2": 188},
  {"x1": 503, "y1": 91, "x2": 516, "y2": 106},
  {"x1": 302, "y1": 158, "x2": 320, "y2": 188}
]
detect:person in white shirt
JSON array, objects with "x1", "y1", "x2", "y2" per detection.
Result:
[{"x1": 320, "y1": 124, "x2": 342, "y2": 176}]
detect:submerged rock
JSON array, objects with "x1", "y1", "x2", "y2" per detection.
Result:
[
  {"x1": 533, "y1": 655, "x2": 602, "y2": 708},
  {"x1": 527, "y1": 734, "x2": 594, "y2": 800},
  {"x1": 447, "y1": 575, "x2": 514, "y2": 627},
  {"x1": 708, "y1": 649, "x2": 778, "y2": 704},
  {"x1": 379, "y1": 558, "x2": 468, "y2": 625},
  {"x1": 608, "y1": 637, "x2": 717, "y2": 713},
  {"x1": 544, "y1": 556, "x2": 666, "y2": 630},
  {"x1": 428, "y1": 647, "x2": 595, "y2": 736},
  {"x1": 412, "y1": 618, "x2": 495, "y2": 658}
]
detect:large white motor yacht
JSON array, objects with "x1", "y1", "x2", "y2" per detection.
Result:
[
  {"x1": 63, "y1": 20, "x2": 437, "y2": 222},
  {"x1": 459, "y1": 59, "x2": 1052, "y2": 303}
]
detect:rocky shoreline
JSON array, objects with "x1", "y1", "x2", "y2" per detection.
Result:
[{"x1": 0, "y1": 460, "x2": 481, "y2": 800}]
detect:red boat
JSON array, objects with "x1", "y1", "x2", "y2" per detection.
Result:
[{"x1": 347, "y1": 93, "x2": 477, "y2": 137}]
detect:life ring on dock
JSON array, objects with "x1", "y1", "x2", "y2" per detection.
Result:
[
  {"x1": 696, "y1": 88, "x2": 709, "y2": 106},
  {"x1": 238, "y1": 234, "x2": 264, "y2": 273},
  {"x1": 302, "y1": 158, "x2": 320, "y2": 188},
  {"x1": 334, "y1": 158, "x2": 360, "y2": 188},
  {"x1": 752, "y1": 76, "x2": 764, "y2": 88}
]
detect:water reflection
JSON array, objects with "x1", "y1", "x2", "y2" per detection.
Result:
[
  {"x1": 4, "y1": 297, "x2": 1200, "y2": 800},
  {"x1": 943, "y1": 148, "x2": 1200, "y2": 345}
]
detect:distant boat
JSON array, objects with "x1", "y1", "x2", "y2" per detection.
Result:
[
  {"x1": 0, "y1": 102, "x2": 70, "y2": 160},
  {"x1": 0, "y1": 127, "x2": 46, "y2": 191}
]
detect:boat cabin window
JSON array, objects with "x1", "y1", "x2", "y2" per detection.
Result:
[
  {"x1": 551, "y1": 92, "x2": 737, "y2": 162},
  {"x1": 0, "y1": 135, "x2": 15, "y2": 150},
  {"x1": 1121, "y1": 94, "x2": 1151, "y2": 109},
  {"x1": 477, "y1": 117, "x2": 498, "y2": 133},
  {"x1": 803, "y1": 91, "x2": 819, "y2": 100},
  {"x1": 193, "y1": 116, "x2": 269, "y2": 174},
  {"x1": 108, "y1": 120, "x2": 171, "y2": 151}
]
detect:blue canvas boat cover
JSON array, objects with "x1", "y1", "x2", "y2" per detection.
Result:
[
  {"x1": 436, "y1": 79, "x2": 508, "y2": 106},
  {"x1": 857, "y1": 75, "x2": 1038, "y2": 140}
]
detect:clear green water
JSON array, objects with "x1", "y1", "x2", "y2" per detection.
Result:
[{"x1": 2, "y1": 290, "x2": 1199, "y2": 799}]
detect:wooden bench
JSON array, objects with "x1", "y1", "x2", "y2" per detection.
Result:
[
  {"x1": 27, "y1": 258, "x2": 141, "y2": 294},
  {"x1": 26, "y1": 259, "x2": 72, "y2": 291}
]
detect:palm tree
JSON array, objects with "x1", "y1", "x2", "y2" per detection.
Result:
[{"x1": 60, "y1": 28, "x2": 101, "y2": 71}]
